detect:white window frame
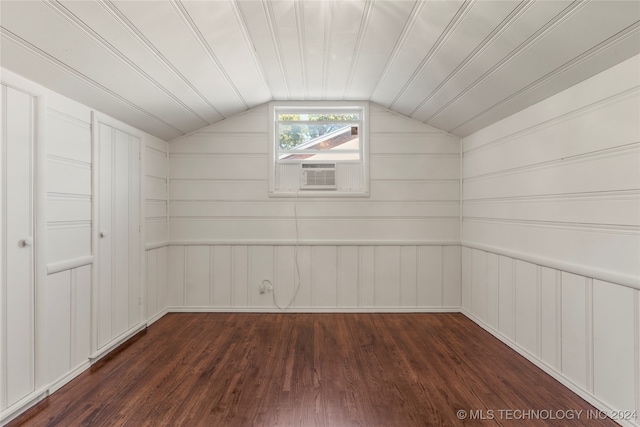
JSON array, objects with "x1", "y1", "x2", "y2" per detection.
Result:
[{"x1": 268, "y1": 101, "x2": 369, "y2": 198}]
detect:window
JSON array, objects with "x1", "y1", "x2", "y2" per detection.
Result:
[
  {"x1": 269, "y1": 102, "x2": 369, "y2": 197},
  {"x1": 277, "y1": 112, "x2": 361, "y2": 161}
]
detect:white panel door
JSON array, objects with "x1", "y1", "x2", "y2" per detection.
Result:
[
  {"x1": 96, "y1": 122, "x2": 141, "y2": 350},
  {"x1": 0, "y1": 85, "x2": 36, "y2": 409}
]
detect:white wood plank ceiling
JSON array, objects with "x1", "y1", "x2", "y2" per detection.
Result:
[{"x1": 1, "y1": 1, "x2": 638, "y2": 141}]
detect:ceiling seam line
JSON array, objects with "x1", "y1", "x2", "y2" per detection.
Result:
[
  {"x1": 294, "y1": 0, "x2": 308, "y2": 100},
  {"x1": 424, "y1": 0, "x2": 589, "y2": 125},
  {"x1": 448, "y1": 20, "x2": 640, "y2": 135},
  {"x1": 369, "y1": 0, "x2": 426, "y2": 101},
  {"x1": 45, "y1": 0, "x2": 211, "y2": 127},
  {"x1": 408, "y1": 0, "x2": 535, "y2": 119},
  {"x1": 99, "y1": 0, "x2": 224, "y2": 121},
  {"x1": 228, "y1": 0, "x2": 273, "y2": 100},
  {"x1": 387, "y1": 0, "x2": 477, "y2": 110},
  {"x1": 0, "y1": 28, "x2": 184, "y2": 137},
  {"x1": 320, "y1": 1, "x2": 333, "y2": 100},
  {"x1": 262, "y1": 0, "x2": 291, "y2": 99},
  {"x1": 342, "y1": 0, "x2": 375, "y2": 100},
  {"x1": 170, "y1": 0, "x2": 249, "y2": 110}
]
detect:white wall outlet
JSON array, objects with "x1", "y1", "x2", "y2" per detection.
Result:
[{"x1": 259, "y1": 280, "x2": 273, "y2": 294}]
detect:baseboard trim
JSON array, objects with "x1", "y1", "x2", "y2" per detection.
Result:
[
  {"x1": 48, "y1": 361, "x2": 91, "y2": 395},
  {"x1": 167, "y1": 240, "x2": 461, "y2": 247},
  {"x1": 0, "y1": 387, "x2": 49, "y2": 426},
  {"x1": 461, "y1": 309, "x2": 637, "y2": 427},
  {"x1": 147, "y1": 308, "x2": 169, "y2": 326},
  {"x1": 167, "y1": 306, "x2": 462, "y2": 313},
  {"x1": 2, "y1": 325, "x2": 150, "y2": 426},
  {"x1": 89, "y1": 322, "x2": 148, "y2": 365}
]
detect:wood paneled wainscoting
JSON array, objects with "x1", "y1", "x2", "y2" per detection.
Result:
[{"x1": 9, "y1": 313, "x2": 618, "y2": 426}]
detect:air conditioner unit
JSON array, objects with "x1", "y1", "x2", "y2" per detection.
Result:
[{"x1": 300, "y1": 163, "x2": 337, "y2": 190}]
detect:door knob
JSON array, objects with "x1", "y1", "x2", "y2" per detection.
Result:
[
  {"x1": 22, "y1": 237, "x2": 33, "y2": 247},
  {"x1": 99, "y1": 231, "x2": 107, "y2": 238}
]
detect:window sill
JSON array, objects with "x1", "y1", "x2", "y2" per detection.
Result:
[{"x1": 268, "y1": 190, "x2": 370, "y2": 198}]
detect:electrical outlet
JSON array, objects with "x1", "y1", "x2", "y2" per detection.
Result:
[{"x1": 259, "y1": 280, "x2": 273, "y2": 294}]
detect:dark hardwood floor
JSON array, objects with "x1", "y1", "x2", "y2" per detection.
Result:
[{"x1": 10, "y1": 313, "x2": 618, "y2": 426}]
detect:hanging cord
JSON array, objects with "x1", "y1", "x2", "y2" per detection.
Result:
[{"x1": 266, "y1": 191, "x2": 302, "y2": 310}]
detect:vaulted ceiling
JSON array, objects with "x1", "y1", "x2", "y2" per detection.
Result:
[{"x1": 1, "y1": 1, "x2": 638, "y2": 141}]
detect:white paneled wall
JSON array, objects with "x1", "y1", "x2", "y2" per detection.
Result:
[
  {"x1": 1, "y1": 71, "x2": 100, "y2": 423},
  {"x1": 145, "y1": 135, "x2": 168, "y2": 248},
  {"x1": 167, "y1": 102, "x2": 461, "y2": 310},
  {"x1": 145, "y1": 132, "x2": 169, "y2": 323},
  {"x1": 95, "y1": 118, "x2": 143, "y2": 352},
  {"x1": 462, "y1": 56, "x2": 639, "y2": 286},
  {"x1": 1, "y1": 84, "x2": 36, "y2": 414},
  {"x1": 146, "y1": 246, "x2": 168, "y2": 322},
  {"x1": 45, "y1": 265, "x2": 91, "y2": 391},
  {"x1": 462, "y1": 56, "x2": 640, "y2": 426},
  {"x1": 168, "y1": 245, "x2": 460, "y2": 311},
  {"x1": 0, "y1": 69, "x2": 171, "y2": 425},
  {"x1": 462, "y1": 247, "x2": 640, "y2": 426},
  {"x1": 46, "y1": 101, "x2": 92, "y2": 271},
  {"x1": 169, "y1": 103, "x2": 460, "y2": 245},
  {"x1": 44, "y1": 96, "x2": 93, "y2": 395}
]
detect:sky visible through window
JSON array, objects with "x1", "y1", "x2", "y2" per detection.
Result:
[{"x1": 278, "y1": 113, "x2": 359, "y2": 150}]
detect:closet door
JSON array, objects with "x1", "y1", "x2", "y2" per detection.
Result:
[
  {"x1": 96, "y1": 121, "x2": 141, "y2": 351},
  {"x1": 1, "y1": 85, "x2": 36, "y2": 409}
]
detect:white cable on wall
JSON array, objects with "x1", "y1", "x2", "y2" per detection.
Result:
[{"x1": 265, "y1": 190, "x2": 303, "y2": 310}]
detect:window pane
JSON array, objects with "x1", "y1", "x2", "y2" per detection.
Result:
[
  {"x1": 277, "y1": 113, "x2": 359, "y2": 122},
  {"x1": 279, "y1": 124, "x2": 359, "y2": 150},
  {"x1": 279, "y1": 151, "x2": 360, "y2": 161}
]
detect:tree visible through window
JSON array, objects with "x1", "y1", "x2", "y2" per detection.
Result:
[
  {"x1": 276, "y1": 110, "x2": 362, "y2": 161},
  {"x1": 278, "y1": 114, "x2": 359, "y2": 149}
]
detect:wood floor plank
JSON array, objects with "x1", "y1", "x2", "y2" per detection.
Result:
[{"x1": 9, "y1": 313, "x2": 619, "y2": 426}]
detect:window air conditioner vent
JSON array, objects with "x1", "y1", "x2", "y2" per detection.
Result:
[{"x1": 300, "y1": 163, "x2": 336, "y2": 190}]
